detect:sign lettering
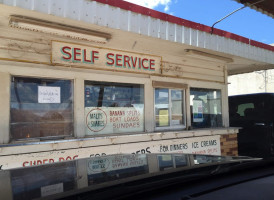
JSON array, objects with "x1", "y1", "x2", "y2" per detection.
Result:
[
  {"x1": 52, "y1": 41, "x2": 161, "y2": 74},
  {"x1": 0, "y1": 136, "x2": 220, "y2": 170},
  {"x1": 85, "y1": 107, "x2": 144, "y2": 135}
]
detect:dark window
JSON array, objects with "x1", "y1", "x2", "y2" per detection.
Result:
[
  {"x1": 10, "y1": 77, "x2": 73, "y2": 139},
  {"x1": 229, "y1": 94, "x2": 273, "y2": 122},
  {"x1": 190, "y1": 88, "x2": 222, "y2": 128},
  {"x1": 11, "y1": 162, "x2": 77, "y2": 200}
]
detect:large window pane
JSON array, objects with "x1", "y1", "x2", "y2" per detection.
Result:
[
  {"x1": 171, "y1": 90, "x2": 184, "y2": 126},
  {"x1": 11, "y1": 162, "x2": 77, "y2": 200},
  {"x1": 10, "y1": 77, "x2": 73, "y2": 140},
  {"x1": 190, "y1": 88, "x2": 222, "y2": 128},
  {"x1": 155, "y1": 88, "x2": 170, "y2": 127},
  {"x1": 85, "y1": 81, "x2": 144, "y2": 135}
]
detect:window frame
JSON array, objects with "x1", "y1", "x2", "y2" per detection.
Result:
[
  {"x1": 189, "y1": 87, "x2": 223, "y2": 129},
  {"x1": 9, "y1": 76, "x2": 74, "y2": 140},
  {"x1": 84, "y1": 80, "x2": 145, "y2": 136},
  {"x1": 153, "y1": 81, "x2": 187, "y2": 131}
]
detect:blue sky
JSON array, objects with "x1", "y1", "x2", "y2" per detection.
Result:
[{"x1": 125, "y1": 0, "x2": 274, "y2": 45}]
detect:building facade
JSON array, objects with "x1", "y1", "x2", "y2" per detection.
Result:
[{"x1": 0, "y1": 0, "x2": 274, "y2": 170}]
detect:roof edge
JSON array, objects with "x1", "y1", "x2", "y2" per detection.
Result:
[{"x1": 94, "y1": 0, "x2": 274, "y2": 52}]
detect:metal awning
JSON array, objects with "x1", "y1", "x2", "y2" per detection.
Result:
[{"x1": 235, "y1": 0, "x2": 274, "y2": 18}]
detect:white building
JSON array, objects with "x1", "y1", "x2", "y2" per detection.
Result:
[{"x1": 0, "y1": 0, "x2": 274, "y2": 170}]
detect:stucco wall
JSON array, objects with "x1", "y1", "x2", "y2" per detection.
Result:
[{"x1": 228, "y1": 69, "x2": 274, "y2": 96}]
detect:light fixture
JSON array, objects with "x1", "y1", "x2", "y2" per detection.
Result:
[
  {"x1": 184, "y1": 49, "x2": 233, "y2": 63},
  {"x1": 9, "y1": 15, "x2": 111, "y2": 44}
]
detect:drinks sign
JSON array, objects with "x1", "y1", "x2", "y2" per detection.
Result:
[{"x1": 51, "y1": 41, "x2": 161, "y2": 74}]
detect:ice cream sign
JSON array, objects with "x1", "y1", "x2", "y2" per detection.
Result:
[
  {"x1": 51, "y1": 41, "x2": 161, "y2": 74},
  {"x1": 85, "y1": 107, "x2": 144, "y2": 135}
]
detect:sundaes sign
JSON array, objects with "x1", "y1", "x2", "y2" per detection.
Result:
[{"x1": 85, "y1": 107, "x2": 144, "y2": 135}]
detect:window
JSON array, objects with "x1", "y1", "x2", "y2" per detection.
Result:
[
  {"x1": 85, "y1": 81, "x2": 144, "y2": 135},
  {"x1": 87, "y1": 155, "x2": 148, "y2": 185},
  {"x1": 11, "y1": 162, "x2": 77, "y2": 200},
  {"x1": 237, "y1": 103, "x2": 254, "y2": 117},
  {"x1": 190, "y1": 88, "x2": 222, "y2": 128},
  {"x1": 10, "y1": 77, "x2": 73, "y2": 140},
  {"x1": 229, "y1": 94, "x2": 274, "y2": 121},
  {"x1": 158, "y1": 155, "x2": 188, "y2": 171},
  {"x1": 154, "y1": 88, "x2": 185, "y2": 129}
]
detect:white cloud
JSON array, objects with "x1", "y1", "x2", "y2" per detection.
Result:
[
  {"x1": 164, "y1": 4, "x2": 169, "y2": 12},
  {"x1": 124, "y1": 0, "x2": 171, "y2": 11}
]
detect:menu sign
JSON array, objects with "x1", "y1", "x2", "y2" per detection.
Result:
[
  {"x1": 51, "y1": 41, "x2": 161, "y2": 74},
  {"x1": 85, "y1": 107, "x2": 144, "y2": 135}
]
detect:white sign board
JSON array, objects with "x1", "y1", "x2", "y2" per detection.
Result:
[
  {"x1": 0, "y1": 135, "x2": 220, "y2": 170},
  {"x1": 38, "y1": 86, "x2": 61, "y2": 103},
  {"x1": 85, "y1": 107, "x2": 144, "y2": 135},
  {"x1": 51, "y1": 41, "x2": 161, "y2": 75}
]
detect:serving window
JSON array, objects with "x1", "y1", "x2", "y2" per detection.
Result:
[
  {"x1": 190, "y1": 88, "x2": 222, "y2": 128},
  {"x1": 153, "y1": 81, "x2": 186, "y2": 130},
  {"x1": 85, "y1": 81, "x2": 144, "y2": 135},
  {"x1": 10, "y1": 77, "x2": 73, "y2": 140}
]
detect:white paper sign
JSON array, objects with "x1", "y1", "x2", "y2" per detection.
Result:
[
  {"x1": 193, "y1": 100, "x2": 204, "y2": 122},
  {"x1": 41, "y1": 182, "x2": 63, "y2": 197},
  {"x1": 159, "y1": 92, "x2": 168, "y2": 98},
  {"x1": 38, "y1": 86, "x2": 61, "y2": 103}
]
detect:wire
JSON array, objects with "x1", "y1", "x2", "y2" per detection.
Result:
[{"x1": 211, "y1": 0, "x2": 265, "y2": 34}]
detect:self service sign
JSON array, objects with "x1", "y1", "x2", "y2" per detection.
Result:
[{"x1": 51, "y1": 41, "x2": 162, "y2": 74}]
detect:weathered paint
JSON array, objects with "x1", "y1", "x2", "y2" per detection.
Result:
[{"x1": 1, "y1": 0, "x2": 274, "y2": 66}]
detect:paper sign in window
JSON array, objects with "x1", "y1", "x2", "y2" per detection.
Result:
[
  {"x1": 38, "y1": 86, "x2": 61, "y2": 103},
  {"x1": 159, "y1": 92, "x2": 168, "y2": 98},
  {"x1": 193, "y1": 100, "x2": 203, "y2": 122}
]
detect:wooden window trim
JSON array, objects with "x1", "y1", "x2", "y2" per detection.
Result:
[{"x1": 152, "y1": 81, "x2": 188, "y2": 89}]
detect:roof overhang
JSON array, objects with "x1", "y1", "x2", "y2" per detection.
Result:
[
  {"x1": 235, "y1": 0, "x2": 274, "y2": 18},
  {"x1": 1, "y1": 0, "x2": 274, "y2": 75}
]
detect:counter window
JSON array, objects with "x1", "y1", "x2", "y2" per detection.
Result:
[
  {"x1": 10, "y1": 77, "x2": 73, "y2": 140},
  {"x1": 154, "y1": 88, "x2": 185, "y2": 129},
  {"x1": 190, "y1": 88, "x2": 222, "y2": 128},
  {"x1": 85, "y1": 81, "x2": 144, "y2": 135}
]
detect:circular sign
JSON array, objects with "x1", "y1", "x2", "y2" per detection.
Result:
[
  {"x1": 88, "y1": 157, "x2": 110, "y2": 173},
  {"x1": 86, "y1": 108, "x2": 107, "y2": 132}
]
